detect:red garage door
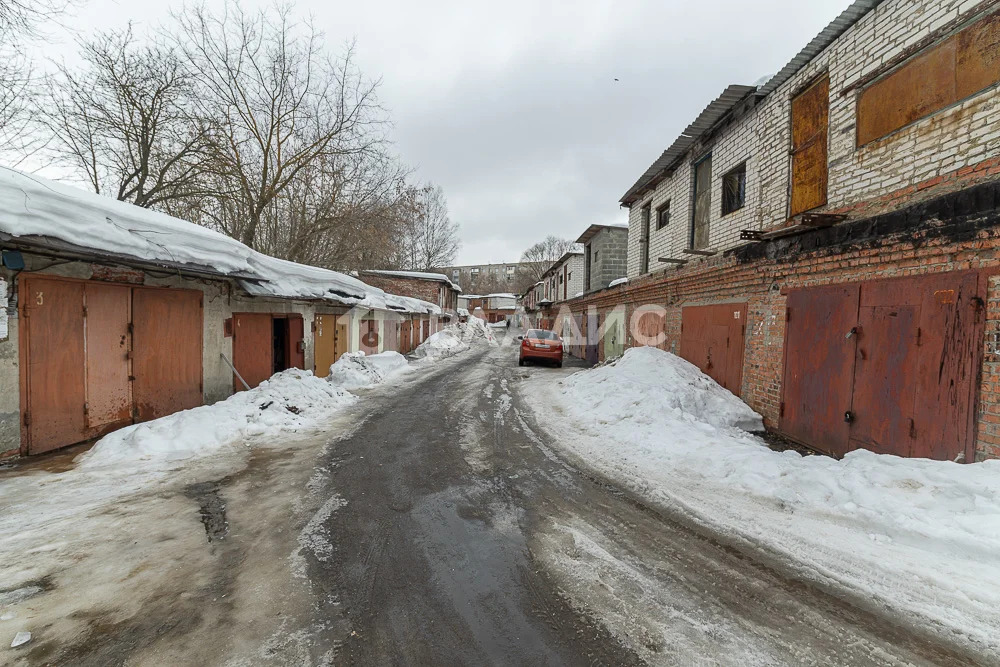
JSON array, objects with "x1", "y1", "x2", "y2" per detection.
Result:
[
  {"x1": 133, "y1": 288, "x2": 203, "y2": 422},
  {"x1": 680, "y1": 303, "x2": 747, "y2": 395},
  {"x1": 782, "y1": 272, "x2": 985, "y2": 460}
]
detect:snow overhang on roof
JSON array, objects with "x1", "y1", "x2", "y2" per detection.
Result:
[
  {"x1": 619, "y1": 0, "x2": 881, "y2": 207},
  {"x1": 0, "y1": 166, "x2": 439, "y2": 314}
]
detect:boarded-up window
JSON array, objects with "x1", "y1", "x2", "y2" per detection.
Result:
[
  {"x1": 857, "y1": 11, "x2": 1000, "y2": 146},
  {"x1": 790, "y1": 76, "x2": 829, "y2": 217},
  {"x1": 690, "y1": 154, "x2": 712, "y2": 249}
]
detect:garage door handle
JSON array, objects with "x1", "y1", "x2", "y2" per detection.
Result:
[{"x1": 909, "y1": 418, "x2": 916, "y2": 438}]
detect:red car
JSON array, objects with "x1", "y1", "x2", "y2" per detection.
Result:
[{"x1": 518, "y1": 329, "x2": 564, "y2": 367}]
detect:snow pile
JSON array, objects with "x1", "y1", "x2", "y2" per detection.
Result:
[
  {"x1": 327, "y1": 351, "x2": 409, "y2": 390},
  {"x1": 78, "y1": 369, "x2": 355, "y2": 469},
  {"x1": 412, "y1": 329, "x2": 470, "y2": 360},
  {"x1": 608, "y1": 277, "x2": 628, "y2": 288},
  {"x1": 411, "y1": 318, "x2": 497, "y2": 361},
  {"x1": 561, "y1": 347, "x2": 763, "y2": 432},
  {"x1": 526, "y1": 346, "x2": 1000, "y2": 656}
]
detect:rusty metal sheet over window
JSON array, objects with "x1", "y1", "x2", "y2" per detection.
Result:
[
  {"x1": 680, "y1": 303, "x2": 747, "y2": 395},
  {"x1": 132, "y1": 288, "x2": 203, "y2": 422},
  {"x1": 857, "y1": 10, "x2": 1000, "y2": 146},
  {"x1": 790, "y1": 75, "x2": 829, "y2": 217}
]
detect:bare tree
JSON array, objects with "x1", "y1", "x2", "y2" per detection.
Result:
[
  {"x1": 400, "y1": 183, "x2": 460, "y2": 270},
  {"x1": 43, "y1": 27, "x2": 211, "y2": 207},
  {"x1": 517, "y1": 236, "x2": 576, "y2": 288},
  {"x1": 0, "y1": 0, "x2": 73, "y2": 156},
  {"x1": 174, "y1": 2, "x2": 385, "y2": 250}
]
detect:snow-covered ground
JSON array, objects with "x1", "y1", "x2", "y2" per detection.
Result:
[
  {"x1": 0, "y1": 320, "x2": 491, "y2": 659},
  {"x1": 523, "y1": 346, "x2": 1000, "y2": 658}
]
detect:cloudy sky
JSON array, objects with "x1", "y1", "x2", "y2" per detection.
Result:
[{"x1": 38, "y1": 0, "x2": 850, "y2": 265}]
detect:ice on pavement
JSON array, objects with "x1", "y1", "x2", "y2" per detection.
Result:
[
  {"x1": 10, "y1": 631, "x2": 31, "y2": 649},
  {"x1": 525, "y1": 345, "x2": 1000, "y2": 657}
]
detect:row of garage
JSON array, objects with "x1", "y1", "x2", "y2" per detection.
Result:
[
  {"x1": 7, "y1": 270, "x2": 444, "y2": 458},
  {"x1": 555, "y1": 269, "x2": 985, "y2": 462}
]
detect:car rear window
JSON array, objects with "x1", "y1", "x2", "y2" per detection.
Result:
[{"x1": 527, "y1": 330, "x2": 559, "y2": 340}]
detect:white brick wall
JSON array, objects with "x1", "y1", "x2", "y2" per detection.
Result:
[{"x1": 626, "y1": 0, "x2": 1000, "y2": 279}]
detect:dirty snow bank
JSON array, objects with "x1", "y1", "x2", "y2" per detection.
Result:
[
  {"x1": 412, "y1": 317, "x2": 497, "y2": 362},
  {"x1": 525, "y1": 346, "x2": 1000, "y2": 657},
  {"x1": 79, "y1": 370, "x2": 355, "y2": 469},
  {"x1": 327, "y1": 351, "x2": 409, "y2": 390}
]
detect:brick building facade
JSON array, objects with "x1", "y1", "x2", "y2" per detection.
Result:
[
  {"x1": 541, "y1": 0, "x2": 1000, "y2": 462},
  {"x1": 360, "y1": 270, "x2": 461, "y2": 314}
]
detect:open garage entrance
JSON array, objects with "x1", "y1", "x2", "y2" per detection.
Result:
[
  {"x1": 232, "y1": 312, "x2": 305, "y2": 391},
  {"x1": 780, "y1": 271, "x2": 985, "y2": 461}
]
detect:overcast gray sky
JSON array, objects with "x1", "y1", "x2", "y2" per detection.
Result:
[{"x1": 37, "y1": 0, "x2": 850, "y2": 265}]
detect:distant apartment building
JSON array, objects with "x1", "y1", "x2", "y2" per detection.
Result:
[{"x1": 439, "y1": 261, "x2": 546, "y2": 295}]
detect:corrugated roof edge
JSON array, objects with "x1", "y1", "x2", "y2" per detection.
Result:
[{"x1": 619, "y1": 0, "x2": 882, "y2": 205}]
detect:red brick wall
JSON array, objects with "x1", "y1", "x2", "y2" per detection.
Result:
[
  {"x1": 360, "y1": 275, "x2": 458, "y2": 311},
  {"x1": 543, "y1": 179, "x2": 1000, "y2": 460}
]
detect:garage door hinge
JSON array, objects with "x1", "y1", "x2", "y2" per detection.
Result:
[
  {"x1": 779, "y1": 402, "x2": 785, "y2": 417},
  {"x1": 128, "y1": 375, "x2": 136, "y2": 382},
  {"x1": 22, "y1": 411, "x2": 30, "y2": 427},
  {"x1": 83, "y1": 402, "x2": 89, "y2": 416},
  {"x1": 785, "y1": 309, "x2": 791, "y2": 322}
]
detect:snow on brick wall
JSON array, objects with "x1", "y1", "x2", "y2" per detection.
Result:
[{"x1": 626, "y1": 0, "x2": 1000, "y2": 279}]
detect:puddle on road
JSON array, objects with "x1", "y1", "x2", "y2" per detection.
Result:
[{"x1": 184, "y1": 481, "x2": 230, "y2": 542}]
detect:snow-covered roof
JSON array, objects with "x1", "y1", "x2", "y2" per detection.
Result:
[
  {"x1": 361, "y1": 269, "x2": 461, "y2": 292},
  {"x1": 609, "y1": 277, "x2": 629, "y2": 287},
  {"x1": 0, "y1": 167, "x2": 255, "y2": 277},
  {"x1": 0, "y1": 167, "x2": 438, "y2": 315},
  {"x1": 484, "y1": 292, "x2": 516, "y2": 299}
]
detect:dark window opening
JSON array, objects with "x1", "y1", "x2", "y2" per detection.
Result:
[
  {"x1": 722, "y1": 163, "x2": 746, "y2": 216},
  {"x1": 656, "y1": 201, "x2": 671, "y2": 229}
]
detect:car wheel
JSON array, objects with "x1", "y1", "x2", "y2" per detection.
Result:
[
  {"x1": 556, "y1": 361, "x2": 562, "y2": 368},
  {"x1": 518, "y1": 359, "x2": 525, "y2": 367}
]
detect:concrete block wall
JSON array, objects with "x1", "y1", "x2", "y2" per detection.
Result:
[
  {"x1": 627, "y1": 0, "x2": 1000, "y2": 279},
  {"x1": 588, "y1": 227, "x2": 629, "y2": 291}
]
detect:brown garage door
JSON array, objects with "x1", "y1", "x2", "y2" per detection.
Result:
[
  {"x1": 84, "y1": 283, "x2": 132, "y2": 431},
  {"x1": 680, "y1": 303, "x2": 747, "y2": 394},
  {"x1": 233, "y1": 313, "x2": 273, "y2": 391},
  {"x1": 782, "y1": 272, "x2": 985, "y2": 460},
  {"x1": 133, "y1": 288, "x2": 203, "y2": 422},
  {"x1": 21, "y1": 278, "x2": 205, "y2": 454},
  {"x1": 22, "y1": 277, "x2": 87, "y2": 454}
]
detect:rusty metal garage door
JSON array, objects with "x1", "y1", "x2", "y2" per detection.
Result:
[
  {"x1": 133, "y1": 288, "x2": 203, "y2": 422},
  {"x1": 781, "y1": 272, "x2": 984, "y2": 460},
  {"x1": 233, "y1": 313, "x2": 273, "y2": 391},
  {"x1": 84, "y1": 283, "x2": 132, "y2": 432},
  {"x1": 21, "y1": 277, "x2": 87, "y2": 454},
  {"x1": 680, "y1": 303, "x2": 747, "y2": 395},
  {"x1": 361, "y1": 318, "x2": 380, "y2": 354},
  {"x1": 781, "y1": 284, "x2": 860, "y2": 457},
  {"x1": 314, "y1": 314, "x2": 337, "y2": 378}
]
